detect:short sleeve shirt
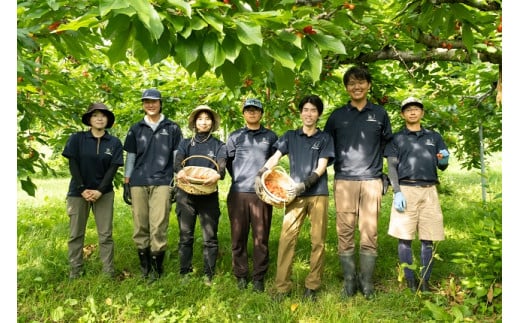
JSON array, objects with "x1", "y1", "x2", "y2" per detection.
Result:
[
  {"x1": 274, "y1": 128, "x2": 334, "y2": 196},
  {"x1": 226, "y1": 126, "x2": 278, "y2": 193},
  {"x1": 384, "y1": 127, "x2": 448, "y2": 184},
  {"x1": 62, "y1": 130, "x2": 124, "y2": 196},
  {"x1": 324, "y1": 101, "x2": 393, "y2": 180}
]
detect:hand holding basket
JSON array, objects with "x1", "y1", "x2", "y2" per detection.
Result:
[
  {"x1": 176, "y1": 155, "x2": 220, "y2": 195},
  {"x1": 255, "y1": 166, "x2": 296, "y2": 208}
]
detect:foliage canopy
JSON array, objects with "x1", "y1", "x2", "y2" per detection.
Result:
[{"x1": 17, "y1": 0, "x2": 502, "y2": 195}]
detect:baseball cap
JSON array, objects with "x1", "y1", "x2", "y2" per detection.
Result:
[
  {"x1": 141, "y1": 88, "x2": 162, "y2": 101},
  {"x1": 243, "y1": 98, "x2": 263, "y2": 111},
  {"x1": 401, "y1": 97, "x2": 424, "y2": 111}
]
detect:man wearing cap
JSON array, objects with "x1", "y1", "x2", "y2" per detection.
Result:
[
  {"x1": 62, "y1": 103, "x2": 124, "y2": 279},
  {"x1": 174, "y1": 105, "x2": 227, "y2": 286},
  {"x1": 225, "y1": 98, "x2": 278, "y2": 292},
  {"x1": 324, "y1": 66, "x2": 393, "y2": 300},
  {"x1": 384, "y1": 97, "x2": 449, "y2": 293},
  {"x1": 123, "y1": 89, "x2": 183, "y2": 283}
]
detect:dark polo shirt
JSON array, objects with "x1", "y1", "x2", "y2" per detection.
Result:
[
  {"x1": 384, "y1": 127, "x2": 448, "y2": 185},
  {"x1": 324, "y1": 101, "x2": 393, "y2": 180},
  {"x1": 62, "y1": 130, "x2": 124, "y2": 196},
  {"x1": 274, "y1": 128, "x2": 334, "y2": 196},
  {"x1": 226, "y1": 126, "x2": 278, "y2": 193}
]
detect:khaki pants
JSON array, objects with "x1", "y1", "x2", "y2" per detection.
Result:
[
  {"x1": 130, "y1": 185, "x2": 172, "y2": 252},
  {"x1": 275, "y1": 196, "x2": 328, "y2": 292},
  {"x1": 66, "y1": 191, "x2": 114, "y2": 274},
  {"x1": 334, "y1": 179, "x2": 382, "y2": 255},
  {"x1": 388, "y1": 185, "x2": 445, "y2": 241}
]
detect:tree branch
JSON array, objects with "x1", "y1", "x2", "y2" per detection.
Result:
[{"x1": 344, "y1": 46, "x2": 501, "y2": 65}]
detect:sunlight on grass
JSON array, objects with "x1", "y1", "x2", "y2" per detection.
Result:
[{"x1": 17, "y1": 153, "x2": 502, "y2": 322}]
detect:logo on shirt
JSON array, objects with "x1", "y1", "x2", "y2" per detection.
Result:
[
  {"x1": 207, "y1": 151, "x2": 216, "y2": 158},
  {"x1": 367, "y1": 114, "x2": 377, "y2": 122},
  {"x1": 260, "y1": 137, "x2": 270, "y2": 145},
  {"x1": 159, "y1": 129, "x2": 169, "y2": 136},
  {"x1": 104, "y1": 148, "x2": 113, "y2": 156},
  {"x1": 311, "y1": 141, "x2": 321, "y2": 150},
  {"x1": 425, "y1": 139, "x2": 435, "y2": 146}
]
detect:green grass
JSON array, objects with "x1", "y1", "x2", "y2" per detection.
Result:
[{"x1": 17, "y1": 154, "x2": 502, "y2": 322}]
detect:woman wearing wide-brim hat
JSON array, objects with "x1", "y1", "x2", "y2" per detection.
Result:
[
  {"x1": 174, "y1": 104, "x2": 227, "y2": 286},
  {"x1": 62, "y1": 103, "x2": 124, "y2": 280}
]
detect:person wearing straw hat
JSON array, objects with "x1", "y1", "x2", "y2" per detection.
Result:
[
  {"x1": 174, "y1": 105, "x2": 227, "y2": 286},
  {"x1": 62, "y1": 103, "x2": 123, "y2": 280},
  {"x1": 226, "y1": 98, "x2": 278, "y2": 292},
  {"x1": 258, "y1": 95, "x2": 334, "y2": 301},
  {"x1": 384, "y1": 97, "x2": 449, "y2": 293},
  {"x1": 123, "y1": 89, "x2": 184, "y2": 283}
]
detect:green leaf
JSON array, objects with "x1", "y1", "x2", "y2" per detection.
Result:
[
  {"x1": 202, "y1": 32, "x2": 226, "y2": 68},
  {"x1": 461, "y1": 23, "x2": 474, "y2": 53},
  {"x1": 175, "y1": 37, "x2": 200, "y2": 67},
  {"x1": 107, "y1": 26, "x2": 132, "y2": 64},
  {"x1": 199, "y1": 12, "x2": 223, "y2": 34},
  {"x1": 219, "y1": 61, "x2": 242, "y2": 89},
  {"x1": 236, "y1": 21, "x2": 263, "y2": 46},
  {"x1": 129, "y1": 0, "x2": 164, "y2": 41},
  {"x1": 305, "y1": 41, "x2": 322, "y2": 83},
  {"x1": 56, "y1": 14, "x2": 99, "y2": 31},
  {"x1": 221, "y1": 34, "x2": 242, "y2": 63},
  {"x1": 166, "y1": 0, "x2": 192, "y2": 18},
  {"x1": 308, "y1": 33, "x2": 346, "y2": 55},
  {"x1": 273, "y1": 64, "x2": 295, "y2": 92},
  {"x1": 21, "y1": 177, "x2": 36, "y2": 197},
  {"x1": 99, "y1": 0, "x2": 131, "y2": 16},
  {"x1": 267, "y1": 42, "x2": 296, "y2": 70}
]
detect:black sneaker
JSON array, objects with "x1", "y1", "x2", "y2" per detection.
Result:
[
  {"x1": 252, "y1": 280, "x2": 265, "y2": 292},
  {"x1": 303, "y1": 288, "x2": 317, "y2": 302},
  {"x1": 237, "y1": 277, "x2": 248, "y2": 290}
]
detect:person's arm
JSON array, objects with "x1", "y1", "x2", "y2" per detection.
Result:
[
  {"x1": 387, "y1": 156, "x2": 406, "y2": 212},
  {"x1": 292, "y1": 157, "x2": 328, "y2": 195},
  {"x1": 97, "y1": 164, "x2": 119, "y2": 193},
  {"x1": 124, "y1": 152, "x2": 136, "y2": 184},
  {"x1": 68, "y1": 158, "x2": 86, "y2": 192},
  {"x1": 261, "y1": 150, "x2": 283, "y2": 171},
  {"x1": 387, "y1": 156, "x2": 401, "y2": 193}
]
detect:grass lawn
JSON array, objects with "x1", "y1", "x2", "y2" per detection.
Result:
[{"x1": 16, "y1": 154, "x2": 502, "y2": 322}]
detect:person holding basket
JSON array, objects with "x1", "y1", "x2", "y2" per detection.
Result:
[
  {"x1": 257, "y1": 95, "x2": 334, "y2": 301},
  {"x1": 174, "y1": 105, "x2": 227, "y2": 286}
]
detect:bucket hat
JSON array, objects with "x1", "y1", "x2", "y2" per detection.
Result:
[{"x1": 81, "y1": 103, "x2": 115, "y2": 128}]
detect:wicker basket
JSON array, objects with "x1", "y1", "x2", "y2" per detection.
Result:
[
  {"x1": 256, "y1": 166, "x2": 296, "y2": 208},
  {"x1": 176, "y1": 155, "x2": 220, "y2": 195}
]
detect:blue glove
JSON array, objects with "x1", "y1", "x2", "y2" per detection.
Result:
[
  {"x1": 393, "y1": 192, "x2": 406, "y2": 212},
  {"x1": 438, "y1": 149, "x2": 449, "y2": 166}
]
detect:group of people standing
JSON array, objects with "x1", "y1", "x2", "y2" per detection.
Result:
[{"x1": 62, "y1": 65, "x2": 450, "y2": 300}]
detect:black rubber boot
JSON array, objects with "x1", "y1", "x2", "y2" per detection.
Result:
[
  {"x1": 406, "y1": 277, "x2": 418, "y2": 292},
  {"x1": 358, "y1": 252, "x2": 377, "y2": 300},
  {"x1": 149, "y1": 251, "x2": 165, "y2": 283},
  {"x1": 339, "y1": 252, "x2": 357, "y2": 298},
  {"x1": 137, "y1": 247, "x2": 151, "y2": 279}
]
